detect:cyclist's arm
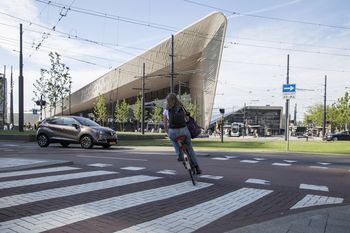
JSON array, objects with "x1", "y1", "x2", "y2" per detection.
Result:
[{"x1": 163, "y1": 114, "x2": 169, "y2": 133}]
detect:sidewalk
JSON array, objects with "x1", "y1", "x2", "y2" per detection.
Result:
[
  {"x1": 226, "y1": 204, "x2": 350, "y2": 233},
  {"x1": 0, "y1": 157, "x2": 73, "y2": 172}
]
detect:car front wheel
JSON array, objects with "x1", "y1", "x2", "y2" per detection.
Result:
[
  {"x1": 37, "y1": 134, "x2": 49, "y2": 147},
  {"x1": 80, "y1": 135, "x2": 93, "y2": 149}
]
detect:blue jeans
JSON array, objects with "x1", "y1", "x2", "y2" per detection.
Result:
[{"x1": 168, "y1": 126, "x2": 198, "y2": 166}]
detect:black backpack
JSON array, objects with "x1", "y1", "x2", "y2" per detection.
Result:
[{"x1": 168, "y1": 106, "x2": 186, "y2": 129}]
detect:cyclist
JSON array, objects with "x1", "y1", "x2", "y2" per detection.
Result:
[{"x1": 163, "y1": 93, "x2": 202, "y2": 174}]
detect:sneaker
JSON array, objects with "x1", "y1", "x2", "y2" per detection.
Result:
[
  {"x1": 194, "y1": 165, "x2": 202, "y2": 175},
  {"x1": 177, "y1": 156, "x2": 183, "y2": 162}
]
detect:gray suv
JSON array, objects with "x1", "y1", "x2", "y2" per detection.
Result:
[{"x1": 36, "y1": 116, "x2": 118, "y2": 149}]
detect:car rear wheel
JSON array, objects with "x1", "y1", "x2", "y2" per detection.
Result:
[
  {"x1": 60, "y1": 142, "x2": 70, "y2": 148},
  {"x1": 102, "y1": 144, "x2": 111, "y2": 149},
  {"x1": 37, "y1": 134, "x2": 49, "y2": 147},
  {"x1": 80, "y1": 135, "x2": 93, "y2": 149}
]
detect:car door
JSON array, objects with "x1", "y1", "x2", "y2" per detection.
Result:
[
  {"x1": 45, "y1": 117, "x2": 65, "y2": 140},
  {"x1": 60, "y1": 117, "x2": 81, "y2": 142}
]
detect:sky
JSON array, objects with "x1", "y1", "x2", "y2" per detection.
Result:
[{"x1": 1, "y1": 0, "x2": 350, "y2": 122}]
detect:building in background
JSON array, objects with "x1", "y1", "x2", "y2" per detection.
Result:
[
  {"x1": 210, "y1": 106, "x2": 283, "y2": 136},
  {"x1": 0, "y1": 73, "x2": 7, "y2": 129},
  {"x1": 57, "y1": 12, "x2": 227, "y2": 129}
]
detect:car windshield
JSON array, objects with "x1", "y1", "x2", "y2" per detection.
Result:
[{"x1": 74, "y1": 117, "x2": 100, "y2": 126}]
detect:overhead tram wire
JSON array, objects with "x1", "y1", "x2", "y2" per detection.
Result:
[
  {"x1": 2, "y1": 13, "x2": 350, "y2": 74},
  {"x1": 34, "y1": 0, "x2": 350, "y2": 55},
  {"x1": 184, "y1": 0, "x2": 350, "y2": 30},
  {"x1": 2, "y1": 16, "x2": 349, "y2": 74}
]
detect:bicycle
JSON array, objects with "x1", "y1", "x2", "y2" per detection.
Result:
[{"x1": 175, "y1": 135, "x2": 196, "y2": 186}]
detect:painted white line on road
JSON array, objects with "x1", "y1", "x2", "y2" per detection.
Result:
[
  {"x1": 211, "y1": 157, "x2": 229, "y2": 161},
  {"x1": 199, "y1": 175, "x2": 223, "y2": 180},
  {"x1": 0, "y1": 181, "x2": 212, "y2": 233},
  {"x1": 88, "y1": 163, "x2": 112, "y2": 168},
  {"x1": 310, "y1": 166, "x2": 328, "y2": 169},
  {"x1": 225, "y1": 156, "x2": 238, "y2": 159},
  {"x1": 317, "y1": 162, "x2": 331, "y2": 166},
  {"x1": 254, "y1": 158, "x2": 266, "y2": 161},
  {"x1": 240, "y1": 160, "x2": 259, "y2": 163},
  {"x1": 284, "y1": 160, "x2": 297, "y2": 163},
  {"x1": 115, "y1": 188, "x2": 273, "y2": 233},
  {"x1": 245, "y1": 178, "x2": 270, "y2": 185},
  {"x1": 299, "y1": 184, "x2": 329, "y2": 192},
  {"x1": 0, "y1": 170, "x2": 117, "y2": 189},
  {"x1": 157, "y1": 170, "x2": 176, "y2": 175},
  {"x1": 291, "y1": 194, "x2": 343, "y2": 209},
  {"x1": 121, "y1": 166, "x2": 145, "y2": 171},
  {"x1": 0, "y1": 166, "x2": 80, "y2": 179},
  {"x1": 0, "y1": 175, "x2": 161, "y2": 208},
  {"x1": 0, "y1": 158, "x2": 47, "y2": 168},
  {"x1": 272, "y1": 163, "x2": 291, "y2": 166},
  {"x1": 76, "y1": 155, "x2": 148, "y2": 161}
]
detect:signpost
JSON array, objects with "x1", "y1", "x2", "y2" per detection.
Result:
[{"x1": 282, "y1": 83, "x2": 296, "y2": 152}]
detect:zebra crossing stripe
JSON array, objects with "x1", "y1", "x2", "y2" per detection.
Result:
[
  {"x1": 0, "y1": 166, "x2": 80, "y2": 179},
  {"x1": 0, "y1": 171, "x2": 117, "y2": 189},
  {"x1": 0, "y1": 175, "x2": 161, "y2": 208},
  {"x1": 0, "y1": 181, "x2": 212, "y2": 233},
  {"x1": 291, "y1": 194, "x2": 343, "y2": 209},
  {"x1": 115, "y1": 188, "x2": 273, "y2": 233}
]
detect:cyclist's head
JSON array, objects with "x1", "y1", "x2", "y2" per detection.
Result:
[{"x1": 166, "y1": 93, "x2": 181, "y2": 109}]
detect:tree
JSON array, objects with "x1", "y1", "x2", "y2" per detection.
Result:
[
  {"x1": 151, "y1": 99, "x2": 163, "y2": 131},
  {"x1": 93, "y1": 94, "x2": 108, "y2": 125},
  {"x1": 133, "y1": 94, "x2": 142, "y2": 130},
  {"x1": 36, "y1": 52, "x2": 72, "y2": 116},
  {"x1": 115, "y1": 99, "x2": 129, "y2": 131},
  {"x1": 181, "y1": 93, "x2": 199, "y2": 120}
]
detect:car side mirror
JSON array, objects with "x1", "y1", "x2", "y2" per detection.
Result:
[{"x1": 72, "y1": 124, "x2": 80, "y2": 129}]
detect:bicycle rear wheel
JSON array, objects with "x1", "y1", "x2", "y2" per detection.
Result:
[
  {"x1": 188, "y1": 169, "x2": 196, "y2": 185},
  {"x1": 184, "y1": 149, "x2": 196, "y2": 186}
]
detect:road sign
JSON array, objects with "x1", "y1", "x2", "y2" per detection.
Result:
[
  {"x1": 32, "y1": 109, "x2": 38, "y2": 115},
  {"x1": 283, "y1": 84, "x2": 296, "y2": 93},
  {"x1": 283, "y1": 84, "x2": 296, "y2": 99}
]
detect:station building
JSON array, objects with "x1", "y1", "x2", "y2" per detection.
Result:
[{"x1": 60, "y1": 12, "x2": 227, "y2": 129}]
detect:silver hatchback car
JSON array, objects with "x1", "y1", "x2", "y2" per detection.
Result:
[{"x1": 37, "y1": 116, "x2": 118, "y2": 149}]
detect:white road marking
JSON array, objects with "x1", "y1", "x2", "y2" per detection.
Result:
[
  {"x1": 0, "y1": 181, "x2": 212, "y2": 233},
  {"x1": 245, "y1": 178, "x2": 270, "y2": 185},
  {"x1": 272, "y1": 163, "x2": 291, "y2": 166},
  {"x1": 211, "y1": 157, "x2": 229, "y2": 160},
  {"x1": 225, "y1": 156, "x2": 238, "y2": 159},
  {"x1": 76, "y1": 155, "x2": 148, "y2": 161},
  {"x1": 310, "y1": 166, "x2": 328, "y2": 169},
  {"x1": 240, "y1": 160, "x2": 259, "y2": 163},
  {"x1": 88, "y1": 163, "x2": 112, "y2": 167},
  {"x1": 0, "y1": 175, "x2": 161, "y2": 208},
  {"x1": 254, "y1": 158, "x2": 266, "y2": 161},
  {"x1": 0, "y1": 166, "x2": 80, "y2": 179},
  {"x1": 299, "y1": 184, "x2": 329, "y2": 192},
  {"x1": 121, "y1": 166, "x2": 145, "y2": 171},
  {"x1": 0, "y1": 170, "x2": 117, "y2": 189},
  {"x1": 317, "y1": 162, "x2": 331, "y2": 166},
  {"x1": 115, "y1": 188, "x2": 273, "y2": 233},
  {"x1": 199, "y1": 175, "x2": 223, "y2": 180},
  {"x1": 157, "y1": 170, "x2": 176, "y2": 175},
  {"x1": 284, "y1": 160, "x2": 297, "y2": 163},
  {"x1": 0, "y1": 158, "x2": 47, "y2": 168},
  {"x1": 291, "y1": 194, "x2": 343, "y2": 209}
]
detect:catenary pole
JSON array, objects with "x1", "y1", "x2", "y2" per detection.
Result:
[
  {"x1": 323, "y1": 75, "x2": 327, "y2": 139},
  {"x1": 10, "y1": 66, "x2": 14, "y2": 126},
  {"x1": 141, "y1": 63, "x2": 145, "y2": 135},
  {"x1": 19, "y1": 24, "x2": 24, "y2": 132},
  {"x1": 170, "y1": 35, "x2": 174, "y2": 93}
]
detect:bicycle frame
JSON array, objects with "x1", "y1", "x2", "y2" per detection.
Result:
[{"x1": 176, "y1": 135, "x2": 196, "y2": 186}]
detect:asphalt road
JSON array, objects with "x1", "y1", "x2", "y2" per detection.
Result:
[{"x1": 0, "y1": 141, "x2": 350, "y2": 233}]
